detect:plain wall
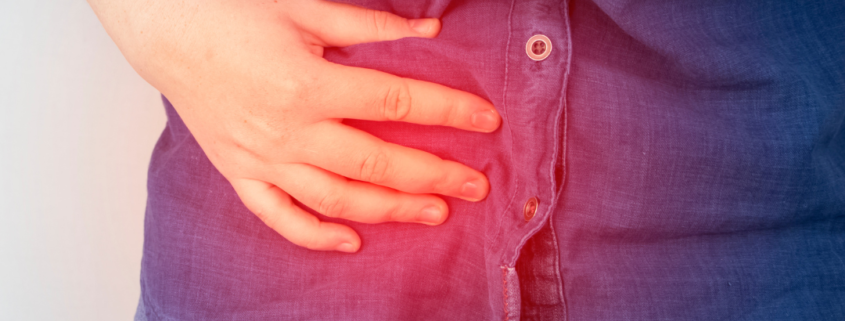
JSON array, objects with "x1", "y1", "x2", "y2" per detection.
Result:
[{"x1": 0, "y1": 1, "x2": 165, "y2": 320}]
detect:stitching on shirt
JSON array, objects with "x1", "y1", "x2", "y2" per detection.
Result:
[
  {"x1": 488, "y1": 0, "x2": 520, "y2": 265},
  {"x1": 548, "y1": 215, "x2": 567, "y2": 321},
  {"x1": 502, "y1": 267, "x2": 509, "y2": 321},
  {"x1": 556, "y1": 1, "x2": 574, "y2": 320},
  {"x1": 490, "y1": 0, "x2": 521, "y2": 253},
  {"x1": 548, "y1": 41, "x2": 564, "y2": 197},
  {"x1": 494, "y1": 0, "x2": 520, "y2": 249}
]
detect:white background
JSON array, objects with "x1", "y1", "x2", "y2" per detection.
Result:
[{"x1": 0, "y1": 1, "x2": 165, "y2": 320}]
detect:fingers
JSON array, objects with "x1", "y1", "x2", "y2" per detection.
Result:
[
  {"x1": 314, "y1": 63, "x2": 501, "y2": 133},
  {"x1": 231, "y1": 178, "x2": 361, "y2": 253},
  {"x1": 300, "y1": 122, "x2": 490, "y2": 202},
  {"x1": 293, "y1": 1, "x2": 441, "y2": 47},
  {"x1": 290, "y1": 1, "x2": 500, "y2": 132},
  {"x1": 273, "y1": 163, "x2": 448, "y2": 225}
]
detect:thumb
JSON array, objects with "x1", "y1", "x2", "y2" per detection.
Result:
[{"x1": 294, "y1": 1, "x2": 441, "y2": 47}]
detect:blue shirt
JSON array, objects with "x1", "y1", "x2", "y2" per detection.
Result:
[{"x1": 137, "y1": 0, "x2": 845, "y2": 319}]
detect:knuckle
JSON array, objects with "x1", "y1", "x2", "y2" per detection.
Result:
[
  {"x1": 379, "y1": 81, "x2": 412, "y2": 121},
  {"x1": 382, "y1": 206, "x2": 404, "y2": 222},
  {"x1": 427, "y1": 163, "x2": 452, "y2": 193},
  {"x1": 422, "y1": 177, "x2": 444, "y2": 194},
  {"x1": 359, "y1": 147, "x2": 393, "y2": 184},
  {"x1": 316, "y1": 192, "x2": 347, "y2": 219},
  {"x1": 275, "y1": 76, "x2": 314, "y2": 110},
  {"x1": 442, "y1": 97, "x2": 460, "y2": 126},
  {"x1": 365, "y1": 9, "x2": 391, "y2": 38}
]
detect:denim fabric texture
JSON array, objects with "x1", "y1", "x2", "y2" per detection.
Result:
[{"x1": 136, "y1": 0, "x2": 845, "y2": 320}]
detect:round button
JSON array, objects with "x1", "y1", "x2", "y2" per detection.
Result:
[
  {"x1": 523, "y1": 197, "x2": 539, "y2": 221},
  {"x1": 526, "y1": 35, "x2": 552, "y2": 61}
]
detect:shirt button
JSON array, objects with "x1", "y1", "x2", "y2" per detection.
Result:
[
  {"x1": 526, "y1": 35, "x2": 552, "y2": 61},
  {"x1": 523, "y1": 197, "x2": 539, "y2": 221}
]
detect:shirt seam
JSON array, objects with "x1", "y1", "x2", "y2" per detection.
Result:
[
  {"x1": 496, "y1": 1, "x2": 520, "y2": 319},
  {"x1": 491, "y1": 0, "x2": 521, "y2": 255},
  {"x1": 555, "y1": 1, "x2": 574, "y2": 319},
  {"x1": 502, "y1": 267, "x2": 510, "y2": 321}
]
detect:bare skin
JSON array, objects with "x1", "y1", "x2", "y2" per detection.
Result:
[{"x1": 88, "y1": 0, "x2": 500, "y2": 252}]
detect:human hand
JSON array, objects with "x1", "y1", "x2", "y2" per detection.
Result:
[{"x1": 89, "y1": 0, "x2": 500, "y2": 252}]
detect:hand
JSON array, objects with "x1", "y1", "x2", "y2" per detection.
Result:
[{"x1": 89, "y1": 0, "x2": 500, "y2": 252}]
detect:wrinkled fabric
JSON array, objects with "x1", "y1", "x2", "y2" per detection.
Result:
[{"x1": 136, "y1": 0, "x2": 845, "y2": 320}]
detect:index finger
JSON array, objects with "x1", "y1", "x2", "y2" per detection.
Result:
[{"x1": 314, "y1": 62, "x2": 502, "y2": 133}]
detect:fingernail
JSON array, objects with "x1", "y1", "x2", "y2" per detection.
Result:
[
  {"x1": 336, "y1": 243, "x2": 357, "y2": 253},
  {"x1": 471, "y1": 110, "x2": 499, "y2": 132},
  {"x1": 460, "y1": 179, "x2": 486, "y2": 201},
  {"x1": 409, "y1": 19, "x2": 432, "y2": 35},
  {"x1": 419, "y1": 204, "x2": 444, "y2": 225}
]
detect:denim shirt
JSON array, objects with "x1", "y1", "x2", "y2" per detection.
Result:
[{"x1": 137, "y1": 0, "x2": 845, "y2": 320}]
